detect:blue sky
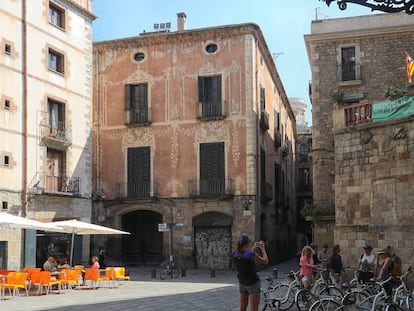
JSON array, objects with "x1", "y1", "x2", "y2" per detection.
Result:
[{"x1": 92, "y1": 1, "x2": 372, "y2": 125}]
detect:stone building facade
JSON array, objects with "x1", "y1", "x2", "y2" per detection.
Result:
[
  {"x1": 290, "y1": 98, "x2": 313, "y2": 248},
  {"x1": 0, "y1": 0, "x2": 95, "y2": 269},
  {"x1": 92, "y1": 20, "x2": 297, "y2": 269},
  {"x1": 305, "y1": 13, "x2": 414, "y2": 265}
]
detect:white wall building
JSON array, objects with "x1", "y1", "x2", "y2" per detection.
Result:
[{"x1": 0, "y1": 0, "x2": 95, "y2": 269}]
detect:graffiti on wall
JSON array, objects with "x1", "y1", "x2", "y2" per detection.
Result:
[{"x1": 194, "y1": 226, "x2": 231, "y2": 270}]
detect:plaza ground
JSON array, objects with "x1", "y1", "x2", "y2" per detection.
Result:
[{"x1": 1, "y1": 258, "x2": 299, "y2": 311}]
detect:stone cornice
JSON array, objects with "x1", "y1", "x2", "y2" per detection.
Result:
[{"x1": 63, "y1": 0, "x2": 97, "y2": 20}]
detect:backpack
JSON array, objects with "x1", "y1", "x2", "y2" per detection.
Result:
[{"x1": 392, "y1": 255, "x2": 402, "y2": 277}]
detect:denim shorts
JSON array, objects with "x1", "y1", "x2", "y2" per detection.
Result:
[{"x1": 239, "y1": 280, "x2": 261, "y2": 295}]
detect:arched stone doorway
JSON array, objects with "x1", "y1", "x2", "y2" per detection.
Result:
[
  {"x1": 193, "y1": 211, "x2": 232, "y2": 270},
  {"x1": 122, "y1": 210, "x2": 163, "y2": 266}
]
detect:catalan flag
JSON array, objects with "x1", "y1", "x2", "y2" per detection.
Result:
[{"x1": 406, "y1": 52, "x2": 414, "y2": 83}]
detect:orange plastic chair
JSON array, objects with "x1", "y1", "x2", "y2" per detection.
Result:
[
  {"x1": 84, "y1": 268, "x2": 109, "y2": 289},
  {"x1": 29, "y1": 270, "x2": 42, "y2": 294},
  {"x1": 38, "y1": 271, "x2": 62, "y2": 295},
  {"x1": 73, "y1": 265, "x2": 84, "y2": 270},
  {"x1": 4, "y1": 271, "x2": 29, "y2": 297},
  {"x1": 113, "y1": 267, "x2": 131, "y2": 282}
]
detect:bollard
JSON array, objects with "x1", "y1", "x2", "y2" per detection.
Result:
[
  {"x1": 211, "y1": 269, "x2": 216, "y2": 277},
  {"x1": 181, "y1": 269, "x2": 186, "y2": 277},
  {"x1": 151, "y1": 268, "x2": 156, "y2": 278},
  {"x1": 273, "y1": 268, "x2": 278, "y2": 279}
]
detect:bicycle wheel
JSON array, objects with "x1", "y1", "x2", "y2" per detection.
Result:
[
  {"x1": 296, "y1": 289, "x2": 318, "y2": 311},
  {"x1": 264, "y1": 284, "x2": 289, "y2": 299},
  {"x1": 309, "y1": 298, "x2": 342, "y2": 311},
  {"x1": 319, "y1": 286, "x2": 344, "y2": 300},
  {"x1": 172, "y1": 268, "x2": 180, "y2": 278},
  {"x1": 278, "y1": 284, "x2": 297, "y2": 311},
  {"x1": 160, "y1": 269, "x2": 169, "y2": 280},
  {"x1": 384, "y1": 303, "x2": 402, "y2": 311}
]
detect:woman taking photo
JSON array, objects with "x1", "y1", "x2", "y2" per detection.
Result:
[{"x1": 233, "y1": 233, "x2": 269, "y2": 311}]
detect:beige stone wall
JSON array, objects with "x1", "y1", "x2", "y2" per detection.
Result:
[
  {"x1": 305, "y1": 13, "x2": 414, "y2": 251},
  {"x1": 335, "y1": 117, "x2": 414, "y2": 267}
]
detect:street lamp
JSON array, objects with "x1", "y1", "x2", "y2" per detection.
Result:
[{"x1": 318, "y1": 0, "x2": 414, "y2": 14}]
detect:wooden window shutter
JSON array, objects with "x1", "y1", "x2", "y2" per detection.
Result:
[
  {"x1": 212, "y1": 76, "x2": 221, "y2": 104},
  {"x1": 200, "y1": 142, "x2": 225, "y2": 181},
  {"x1": 260, "y1": 87, "x2": 265, "y2": 111},
  {"x1": 127, "y1": 147, "x2": 150, "y2": 184},
  {"x1": 137, "y1": 84, "x2": 148, "y2": 111},
  {"x1": 125, "y1": 84, "x2": 132, "y2": 110},
  {"x1": 198, "y1": 76, "x2": 205, "y2": 103}
]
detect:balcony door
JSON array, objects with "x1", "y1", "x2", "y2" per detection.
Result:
[
  {"x1": 47, "y1": 98, "x2": 65, "y2": 137},
  {"x1": 199, "y1": 142, "x2": 225, "y2": 195},
  {"x1": 46, "y1": 148, "x2": 65, "y2": 192},
  {"x1": 127, "y1": 147, "x2": 150, "y2": 197}
]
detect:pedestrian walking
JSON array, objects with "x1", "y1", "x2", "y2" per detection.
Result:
[
  {"x1": 328, "y1": 244, "x2": 345, "y2": 288},
  {"x1": 300, "y1": 245, "x2": 318, "y2": 289},
  {"x1": 357, "y1": 243, "x2": 375, "y2": 283},
  {"x1": 232, "y1": 233, "x2": 269, "y2": 311}
]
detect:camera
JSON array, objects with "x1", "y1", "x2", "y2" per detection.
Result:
[{"x1": 254, "y1": 242, "x2": 260, "y2": 248}]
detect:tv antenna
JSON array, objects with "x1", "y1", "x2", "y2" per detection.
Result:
[{"x1": 273, "y1": 52, "x2": 284, "y2": 62}]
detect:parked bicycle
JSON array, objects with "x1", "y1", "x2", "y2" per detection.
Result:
[{"x1": 159, "y1": 257, "x2": 180, "y2": 280}]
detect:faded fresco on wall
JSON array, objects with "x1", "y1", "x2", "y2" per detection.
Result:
[{"x1": 194, "y1": 226, "x2": 231, "y2": 270}]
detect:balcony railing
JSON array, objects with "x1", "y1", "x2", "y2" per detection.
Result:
[
  {"x1": 128, "y1": 109, "x2": 151, "y2": 125},
  {"x1": 344, "y1": 102, "x2": 372, "y2": 127},
  {"x1": 115, "y1": 182, "x2": 159, "y2": 199},
  {"x1": 261, "y1": 182, "x2": 273, "y2": 202},
  {"x1": 197, "y1": 101, "x2": 225, "y2": 120},
  {"x1": 260, "y1": 110, "x2": 269, "y2": 130},
  {"x1": 29, "y1": 172, "x2": 80, "y2": 196},
  {"x1": 39, "y1": 120, "x2": 71, "y2": 149},
  {"x1": 188, "y1": 178, "x2": 234, "y2": 197}
]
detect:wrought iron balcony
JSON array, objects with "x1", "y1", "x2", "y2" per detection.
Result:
[
  {"x1": 115, "y1": 182, "x2": 159, "y2": 199},
  {"x1": 260, "y1": 110, "x2": 269, "y2": 130},
  {"x1": 128, "y1": 109, "x2": 151, "y2": 125},
  {"x1": 197, "y1": 101, "x2": 226, "y2": 120},
  {"x1": 188, "y1": 178, "x2": 234, "y2": 198},
  {"x1": 29, "y1": 172, "x2": 80, "y2": 196},
  {"x1": 39, "y1": 120, "x2": 71, "y2": 149},
  {"x1": 261, "y1": 182, "x2": 273, "y2": 203}
]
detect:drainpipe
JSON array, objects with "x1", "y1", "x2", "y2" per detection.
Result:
[
  {"x1": 95, "y1": 51, "x2": 101, "y2": 199},
  {"x1": 22, "y1": 0, "x2": 28, "y2": 217},
  {"x1": 20, "y1": 0, "x2": 28, "y2": 269}
]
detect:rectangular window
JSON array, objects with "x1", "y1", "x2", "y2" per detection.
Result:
[
  {"x1": 47, "y1": 98, "x2": 65, "y2": 138},
  {"x1": 198, "y1": 75, "x2": 222, "y2": 118},
  {"x1": 199, "y1": 142, "x2": 225, "y2": 195},
  {"x1": 4, "y1": 156, "x2": 9, "y2": 166},
  {"x1": 0, "y1": 241, "x2": 7, "y2": 269},
  {"x1": 2, "y1": 201, "x2": 8, "y2": 210},
  {"x1": 49, "y1": 2, "x2": 65, "y2": 29},
  {"x1": 4, "y1": 44, "x2": 11, "y2": 55},
  {"x1": 4, "y1": 100, "x2": 10, "y2": 110},
  {"x1": 125, "y1": 84, "x2": 149, "y2": 124},
  {"x1": 341, "y1": 47, "x2": 356, "y2": 81},
  {"x1": 127, "y1": 147, "x2": 151, "y2": 197},
  {"x1": 260, "y1": 86, "x2": 266, "y2": 111},
  {"x1": 48, "y1": 48, "x2": 64, "y2": 74}
]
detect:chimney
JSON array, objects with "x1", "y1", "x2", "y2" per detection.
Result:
[{"x1": 177, "y1": 12, "x2": 187, "y2": 31}]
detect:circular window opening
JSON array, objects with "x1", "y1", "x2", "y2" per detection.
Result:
[
  {"x1": 134, "y1": 52, "x2": 145, "y2": 61},
  {"x1": 205, "y1": 44, "x2": 218, "y2": 54}
]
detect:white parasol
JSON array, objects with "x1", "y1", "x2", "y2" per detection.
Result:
[
  {"x1": 48, "y1": 219, "x2": 130, "y2": 266},
  {"x1": 0, "y1": 212, "x2": 63, "y2": 231}
]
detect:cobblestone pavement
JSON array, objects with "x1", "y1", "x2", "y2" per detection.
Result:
[{"x1": 1, "y1": 258, "x2": 299, "y2": 311}]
